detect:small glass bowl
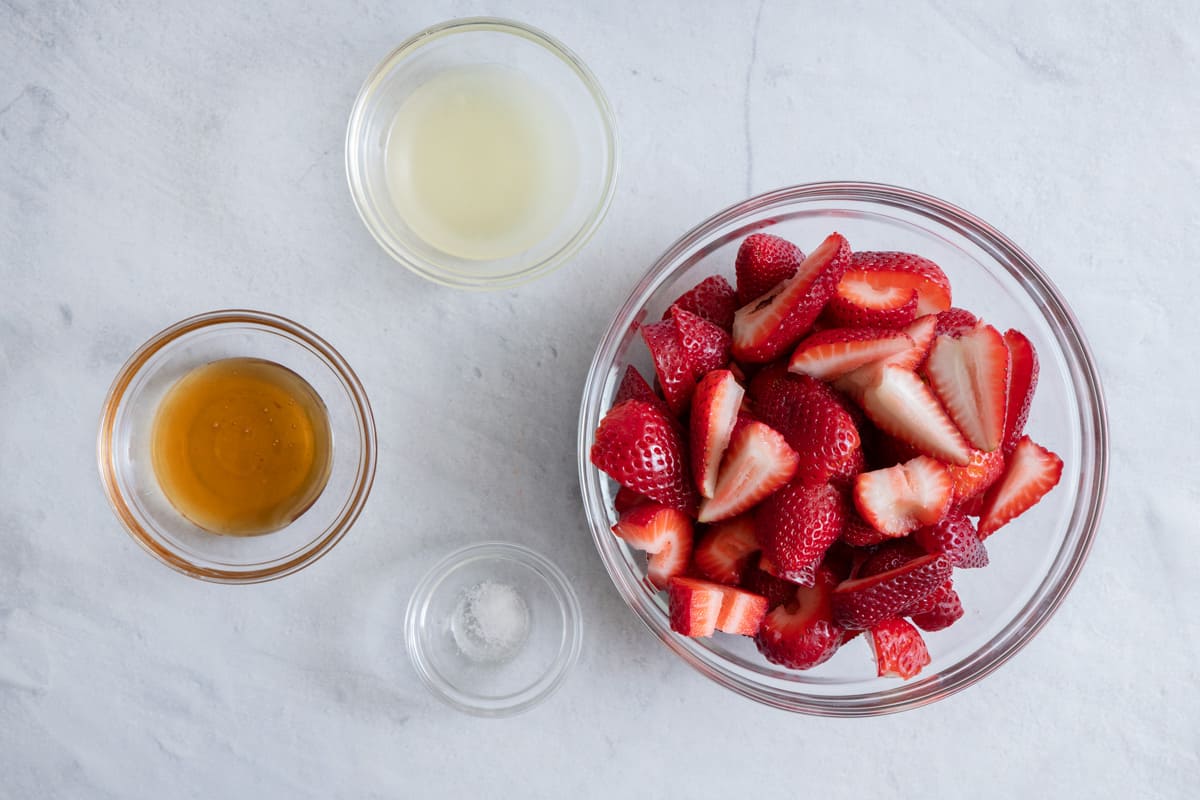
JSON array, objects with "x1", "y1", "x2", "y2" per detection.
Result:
[
  {"x1": 578, "y1": 182, "x2": 1109, "y2": 716},
  {"x1": 345, "y1": 17, "x2": 619, "y2": 290},
  {"x1": 97, "y1": 310, "x2": 377, "y2": 583},
  {"x1": 405, "y1": 542, "x2": 583, "y2": 716}
]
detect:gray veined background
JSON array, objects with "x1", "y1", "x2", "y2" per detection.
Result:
[{"x1": 1, "y1": 1, "x2": 1197, "y2": 798}]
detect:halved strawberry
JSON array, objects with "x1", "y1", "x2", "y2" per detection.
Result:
[
  {"x1": 671, "y1": 306, "x2": 731, "y2": 377},
  {"x1": 913, "y1": 511, "x2": 988, "y2": 568},
  {"x1": 754, "y1": 481, "x2": 846, "y2": 585},
  {"x1": 924, "y1": 323, "x2": 1011, "y2": 452},
  {"x1": 846, "y1": 251, "x2": 952, "y2": 315},
  {"x1": 754, "y1": 566, "x2": 845, "y2": 669},
  {"x1": 613, "y1": 364, "x2": 660, "y2": 407},
  {"x1": 690, "y1": 370, "x2": 745, "y2": 498},
  {"x1": 613, "y1": 486, "x2": 649, "y2": 514},
  {"x1": 787, "y1": 327, "x2": 914, "y2": 381},
  {"x1": 909, "y1": 582, "x2": 964, "y2": 631},
  {"x1": 663, "y1": 275, "x2": 737, "y2": 330},
  {"x1": 750, "y1": 370, "x2": 863, "y2": 487},
  {"x1": 732, "y1": 233, "x2": 852, "y2": 363},
  {"x1": 868, "y1": 618, "x2": 931, "y2": 678},
  {"x1": 832, "y1": 552, "x2": 953, "y2": 629},
  {"x1": 591, "y1": 399, "x2": 699, "y2": 516},
  {"x1": 713, "y1": 584, "x2": 770, "y2": 635},
  {"x1": 854, "y1": 456, "x2": 953, "y2": 537},
  {"x1": 935, "y1": 307, "x2": 979, "y2": 336},
  {"x1": 884, "y1": 314, "x2": 938, "y2": 371},
  {"x1": 836, "y1": 363, "x2": 971, "y2": 466},
  {"x1": 978, "y1": 435, "x2": 1063, "y2": 538},
  {"x1": 641, "y1": 319, "x2": 696, "y2": 416},
  {"x1": 693, "y1": 515, "x2": 759, "y2": 585},
  {"x1": 741, "y1": 554, "x2": 800, "y2": 609},
  {"x1": 947, "y1": 447, "x2": 1006, "y2": 509},
  {"x1": 668, "y1": 577, "x2": 724, "y2": 636},
  {"x1": 735, "y1": 233, "x2": 804, "y2": 305},
  {"x1": 826, "y1": 274, "x2": 919, "y2": 330},
  {"x1": 668, "y1": 578, "x2": 768, "y2": 636},
  {"x1": 1002, "y1": 329, "x2": 1039, "y2": 455},
  {"x1": 611, "y1": 503, "x2": 695, "y2": 589},
  {"x1": 698, "y1": 421, "x2": 798, "y2": 523}
]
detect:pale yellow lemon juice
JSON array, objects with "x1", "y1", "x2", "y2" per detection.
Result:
[{"x1": 383, "y1": 64, "x2": 579, "y2": 261}]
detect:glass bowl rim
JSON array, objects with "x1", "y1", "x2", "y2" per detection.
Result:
[
  {"x1": 343, "y1": 16, "x2": 620, "y2": 290},
  {"x1": 96, "y1": 309, "x2": 378, "y2": 584},
  {"x1": 576, "y1": 180, "x2": 1109, "y2": 716},
  {"x1": 404, "y1": 540, "x2": 584, "y2": 717}
]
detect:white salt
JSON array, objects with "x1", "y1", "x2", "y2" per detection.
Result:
[{"x1": 450, "y1": 581, "x2": 530, "y2": 663}]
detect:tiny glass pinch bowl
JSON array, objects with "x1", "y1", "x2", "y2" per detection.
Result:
[
  {"x1": 345, "y1": 16, "x2": 619, "y2": 289},
  {"x1": 97, "y1": 310, "x2": 377, "y2": 583},
  {"x1": 578, "y1": 182, "x2": 1109, "y2": 716},
  {"x1": 405, "y1": 542, "x2": 583, "y2": 717}
]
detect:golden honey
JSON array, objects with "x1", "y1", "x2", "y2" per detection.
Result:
[{"x1": 150, "y1": 358, "x2": 332, "y2": 536}]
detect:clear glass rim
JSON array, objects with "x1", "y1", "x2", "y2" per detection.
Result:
[
  {"x1": 404, "y1": 541, "x2": 584, "y2": 717},
  {"x1": 344, "y1": 16, "x2": 620, "y2": 290},
  {"x1": 96, "y1": 309, "x2": 378, "y2": 584},
  {"x1": 577, "y1": 181, "x2": 1109, "y2": 716}
]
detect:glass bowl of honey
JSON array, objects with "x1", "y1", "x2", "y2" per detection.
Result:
[
  {"x1": 345, "y1": 17, "x2": 619, "y2": 289},
  {"x1": 97, "y1": 310, "x2": 377, "y2": 583}
]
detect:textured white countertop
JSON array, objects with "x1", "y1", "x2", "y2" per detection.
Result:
[{"x1": 2, "y1": 1, "x2": 1197, "y2": 797}]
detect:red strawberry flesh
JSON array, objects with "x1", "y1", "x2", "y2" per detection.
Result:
[
  {"x1": 755, "y1": 480, "x2": 846, "y2": 584},
  {"x1": 869, "y1": 618, "x2": 932, "y2": 678},
  {"x1": 832, "y1": 552, "x2": 952, "y2": 629},
  {"x1": 1002, "y1": 329, "x2": 1039, "y2": 455},
  {"x1": 689, "y1": 370, "x2": 745, "y2": 498},
  {"x1": 924, "y1": 323, "x2": 1011, "y2": 452},
  {"x1": 978, "y1": 435, "x2": 1063, "y2": 537},
  {"x1": 641, "y1": 319, "x2": 696, "y2": 416},
  {"x1": 698, "y1": 420, "x2": 798, "y2": 523},
  {"x1": 751, "y1": 369, "x2": 862, "y2": 487},
  {"x1": 693, "y1": 515, "x2": 759, "y2": 585},
  {"x1": 591, "y1": 399, "x2": 700, "y2": 516},
  {"x1": 847, "y1": 251, "x2": 952, "y2": 315},
  {"x1": 735, "y1": 233, "x2": 804, "y2": 305},
  {"x1": 788, "y1": 327, "x2": 915, "y2": 381},
  {"x1": 754, "y1": 567, "x2": 845, "y2": 669},
  {"x1": 663, "y1": 275, "x2": 737, "y2": 330}
]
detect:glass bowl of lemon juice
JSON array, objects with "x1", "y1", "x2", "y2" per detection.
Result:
[{"x1": 346, "y1": 18, "x2": 618, "y2": 289}]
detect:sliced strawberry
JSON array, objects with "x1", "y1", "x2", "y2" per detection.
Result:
[
  {"x1": 713, "y1": 585, "x2": 770, "y2": 635},
  {"x1": 671, "y1": 306, "x2": 732, "y2": 377},
  {"x1": 1002, "y1": 329, "x2": 1039, "y2": 455},
  {"x1": 913, "y1": 511, "x2": 988, "y2": 568},
  {"x1": 641, "y1": 319, "x2": 696, "y2": 415},
  {"x1": 614, "y1": 364, "x2": 659, "y2": 408},
  {"x1": 909, "y1": 582, "x2": 964, "y2": 631},
  {"x1": 591, "y1": 399, "x2": 699, "y2": 515},
  {"x1": 754, "y1": 566, "x2": 845, "y2": 669},
  {"x1": 668, "y1": 578, "x2": 768, "y2": 636},
  {"x1": 734, "y1": 233, "x2": 804, "y2": 305},
  {"x1": 787, "y1": 327, "x2": 914, "y2": 381},
  {"x1": 740, "y1": 554, "x2": 800, "y2": 609},
  {"x1": 841, "y1": 512, "x2": 890, "y2": 547},
  {"x1": 884, "y1": 314, "x2": 938, "y2": 371},
  {"x1": 613, "y1": 486, "x2": 649, "y2": 514},
  {"x1": 826, "y1": 273, "x2": 918, "y2": 330},
  {"x1": 869, "y1": 618, "x2": 931, "y2": 678},
  {"x1": 832, "y1": 552, "x2": 952, "y2": 629},
  {"x1": 663, "y1": 275, "x2": 737, "y2": 330},
  {"x1": 693, "y1": 515, "x2": 759, "y2": 585},
  {"x1": 947, "y1": 447, "x2": 1006, "y2": 509},
  {"x1": 854, "y1": 456, "x2": 953, "y2": 537},
  {"x1": 698, "y1": 421, "x2": 798, "y2": 523},
  {"x1": 732, "y1": 233, "x2": 852, "y2": 363},
  {"x1": 846, "y1": 251, "x2": 952, "y2": 315},
  {"x1": 611, "y1": 503, "x2": 695, "y2": 589},
  {"x1": 689, "y1": 370, "x2": 745, "y2": 498},
  {"x1": 978, "y1": 436, "x2": 1063, "y2": 537},
  {"x1": 935, "y1": 307, "x2": 979, "y2": 336},
  {"x1": 924, "y1": 323, "x2": 1010, "y2": 452},
  {"x1": 755, "y1": 481, "x2": 846, "y2": 585},
  {"x1": 957, "y1": 492, "x2": 985, "y2": 517},
  {"x1": 750, "y1": 370, "x2": 862, "y2": 487},
  {"x1": 836, "y1": 363, "x2": 971, "y2": 466},
  {"x1": 668, "y1": 577, "x2": 724, "y2": 636}
]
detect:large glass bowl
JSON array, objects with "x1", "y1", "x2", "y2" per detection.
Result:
[{"x1": 577, "y1": 182, "x2": 1108, "y2": 716}]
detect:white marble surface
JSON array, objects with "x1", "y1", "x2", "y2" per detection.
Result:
[{"x1": 1, "y1": 1, "x2": 1197, "y2": 797}]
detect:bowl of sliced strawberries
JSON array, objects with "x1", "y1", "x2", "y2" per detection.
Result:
[{"x1": 579, "y1": 182, "x2": 1108, "y2": 715}]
